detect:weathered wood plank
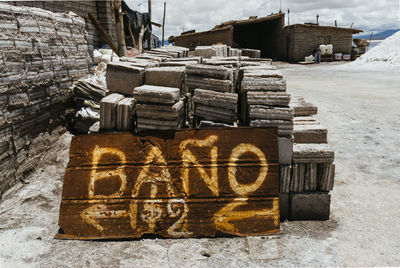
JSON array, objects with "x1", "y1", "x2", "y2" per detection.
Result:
[
  {"x1": 57, "y1": 197, "x2": 279, "y2": 239},
  {"x1": 57, "y1": 128, "x2": 280, "y2": 239}
]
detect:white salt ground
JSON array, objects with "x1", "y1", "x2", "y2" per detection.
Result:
[{"x1": 1, "y1": 62, "x2": 400, "y2": 267}]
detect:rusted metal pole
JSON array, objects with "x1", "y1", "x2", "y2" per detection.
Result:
[
  {"x1": 147, "y1": 0, "x2": 152, "y2": 49},
  {"x1": 114, "y1": 0, "x2": 127, "y2": 57},
  {"x1": 162, "y1": 2, "x2": 166, "y2": 46}
]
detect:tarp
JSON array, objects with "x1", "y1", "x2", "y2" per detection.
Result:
[{"x1": 122, "y1": 1, "x2": 152, "y2": 47}]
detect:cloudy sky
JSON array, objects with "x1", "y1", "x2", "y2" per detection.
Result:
[{"x1": 125, "y1": 0, "x2": 400, "y2": 39}]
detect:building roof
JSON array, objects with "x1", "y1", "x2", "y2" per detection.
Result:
[
  {"x1": 170, "y1": 13, "x2": 284, "y2": 42},
  {"x1": 284, "y1": 23, "x2": 363, "y2": 34},
  {"x1": 213, "y1": 13, "x2": 285, "y2": 29}
]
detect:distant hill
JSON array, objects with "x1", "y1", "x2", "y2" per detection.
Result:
[{"x1": 355, "y1": 29, "x2": 400, "y2": 40}]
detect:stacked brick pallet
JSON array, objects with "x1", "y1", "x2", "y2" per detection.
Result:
[
  {"x1": 133, "y1": 85, "x2": 184, "y2": 131},
  {"x1": 0, "y1": 4, "x2": 92, "y2": 196},
  {"x1": 244, "y1": 68, "x2": 294, "y2": 167},
  {"x1": 185, "y1": 64, "x2": 238, "y2": 126},
  {"x1": 279, "y1": 97, "x2": 335, "y2": 221}
]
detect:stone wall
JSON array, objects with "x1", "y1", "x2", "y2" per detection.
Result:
[
  {"x1": 0, "y1": 3, "x2": 92, "y2": 197},
  {"x1": 6, "y1": 0, "x2": 117, "y2": 52},
  {"x1": 283, "y1": 25, "x2": 354, "y2": 62}
]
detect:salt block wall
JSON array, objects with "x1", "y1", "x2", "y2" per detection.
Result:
[
  {"x1": 0, "y1": 4, "x2": 93, "y2": 197},
  {"x1": 6, "y1": 0, "x2": 117, "y2": 52}
]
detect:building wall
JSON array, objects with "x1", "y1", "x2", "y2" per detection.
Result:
[
  {"x1": 6, "y1": 0, "x2": 116, "y2": 52},
  {"x1": 283, "y1": 25, "x2": 354, "y2": 62},
  {"x1": 173, "y1": 27, "x2": 233, "y2": 50},
  {"x1": 0, "y1": 4, "x2": 92, "y2": 197}
]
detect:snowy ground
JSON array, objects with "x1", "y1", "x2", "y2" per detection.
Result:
[{"x1": 1, "y1": 62, "x2": 400, "y2": 267}]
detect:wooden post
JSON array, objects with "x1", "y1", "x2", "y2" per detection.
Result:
[
  {"x1": 138, "y1": 25, "x2": 145, "y2": 52},
  {"x1": 287, "y1": 9, "x2": 290, "y2": 26},
  {"x1": 88, "y1": 13, "x2": 119, "y2": 55},
  {"x1": 128, "y1": 19, "x2": 136, "y2": 48},
  {"x1": 162, "y1": 2, "x2": 166, "y2": 47},
  {"x1": 316, "y1": 14, "x2": 319, "y2": 25},
  {"x1": 147, "y1": 0, "x2": 152, "y2": 49},
  {"x1": 335, "y1": 20, "x2": 337, "y2": 27},
  {"x1": 114, "y1": 0, "x2": 127, "y2": 57}
]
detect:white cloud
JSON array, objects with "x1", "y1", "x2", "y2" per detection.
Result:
[{"x1": 125, "y1": 0, "x2": 400, "y2": 39}]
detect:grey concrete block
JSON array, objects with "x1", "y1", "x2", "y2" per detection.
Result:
[
  {"x1": 185, "y1": 75, "x2": 233, "y2": 93},
  {"x1": 133, "y1": 85, "x2": 180, "y2": 104},
  {"x1": 250, "y1": 119, "x2": 294, "y2": 137},
  {"x1": 186, "y1": 64, "x2": 233, "y2": 80},
  {"x1": 290, "y1": 163, "x2": 305, "y2": 192},
  {"x1": 116, "y1": 97, "x2": 135, "y2": 131},
  {"x1": 242, "y1": 48, "x2": 261, "y2": 58},
  {"x1": 106, "y1": 63, "x2": 144, "y2": 95},
  {"x1": 195, "y1": 46, "x2": 217, "y2": 58},
  {"x1": 136, "y1": 100, "x2": 184, "y2": 120},
  {"x1": 198, "y1": 120, "x2": 236, "y2": 128},
  {"x1": 293, "y1": 143, "x2": 335, "y2": 164},
  {"x1": 304, "y1": 163, "x2": 318, "y2": 191},
  {"x1": 318, "y1": 163, "x2": 335, "y2": 191},
  {"x1": 280, "y1": 164, "x2": 291, "y2": 194},
  {"x1": 293, "y1": 124, "x2": 328, "y2": 144},
  {"x1": 290, "y1": 96, "x2": 318, "y2": 117},
  {"x1": 249, "y1": 106, "x2": 294, "y2": 121},
  {"x1": 290, "y1": 192, "x2": 331, "y2": 221},
  {"x1": 280, "y1": 193, "x2": 289, "y2": 221},
  {"x1": 247, "y1": 91, "x2": 291, "y2": 106},
  {"x1": 241, "y1": 77, "x2": 286, "y2": 92},
  {"x1": 195, "y1": 104, "x2": 236, "y2": 124},
  {"x1": 145, "y1": 66, "x2": 185, "y2": 89},
  {"x1": 193, "y1": 89, "x2": 238, "y2": 111},
  {"x1": 278, "y1": 136, "x2": 293, "y2": 164},
  {"x1": 100, "y1": 93, "x2": 124, "y2": 130}
]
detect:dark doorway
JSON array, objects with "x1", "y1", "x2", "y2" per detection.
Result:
[{"x1": 233, "y1": 19, "x2": 282, "y2": 59}]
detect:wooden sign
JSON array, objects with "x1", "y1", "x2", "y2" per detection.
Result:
[{"x1": 56, "y1": 127, "x2": 280, "y2": 240}]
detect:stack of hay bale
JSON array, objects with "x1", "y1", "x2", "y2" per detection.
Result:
[{"x1": 133, "y1": 85, "x2": 184, "y2": 131}]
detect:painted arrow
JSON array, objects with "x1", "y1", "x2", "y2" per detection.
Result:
[
  {"x1": 213, "y1": 197, "x2": 279, "y2": 235},
  {"x1": 80, "y1": 204, "x2": 130, "y2": 232}
]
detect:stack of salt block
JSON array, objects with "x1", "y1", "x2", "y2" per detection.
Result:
[
  {"x1": 278, "y1": 96, "x2": 335, "y2": 221},
  {"x1": 144, "y1": 66, "x2": 185, "y2": 94},
  {"x1": 160, "y1": 57, "x2": 202, "y2": 67},
  {"x1": 245, "y1": 67, "x2": 293, "y2": 140},
  {"x1": 193, "y1": 89, "x2": 238, "y2": 125},
  {"x1": 242, "y1": 48, "x2": 261, "y2": 58},
  {"x1": 133, "y1": 85, "x2": 184, "y2": 131},
  {"x1": 194, "y1": 45, "x2": 229, "y2": 58},
  {"x1": 185, "y1": 64, "x2": 238, "y2": 126},
  {"x1": 106, "y1": 62, "x2": 145, "y2": 95},
  {"x1": 185, "y1": 64, "x2": 235, "y2": 93},
  {"x1": 100, "y1": 93, "x2": 135, "y2": 131}
]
